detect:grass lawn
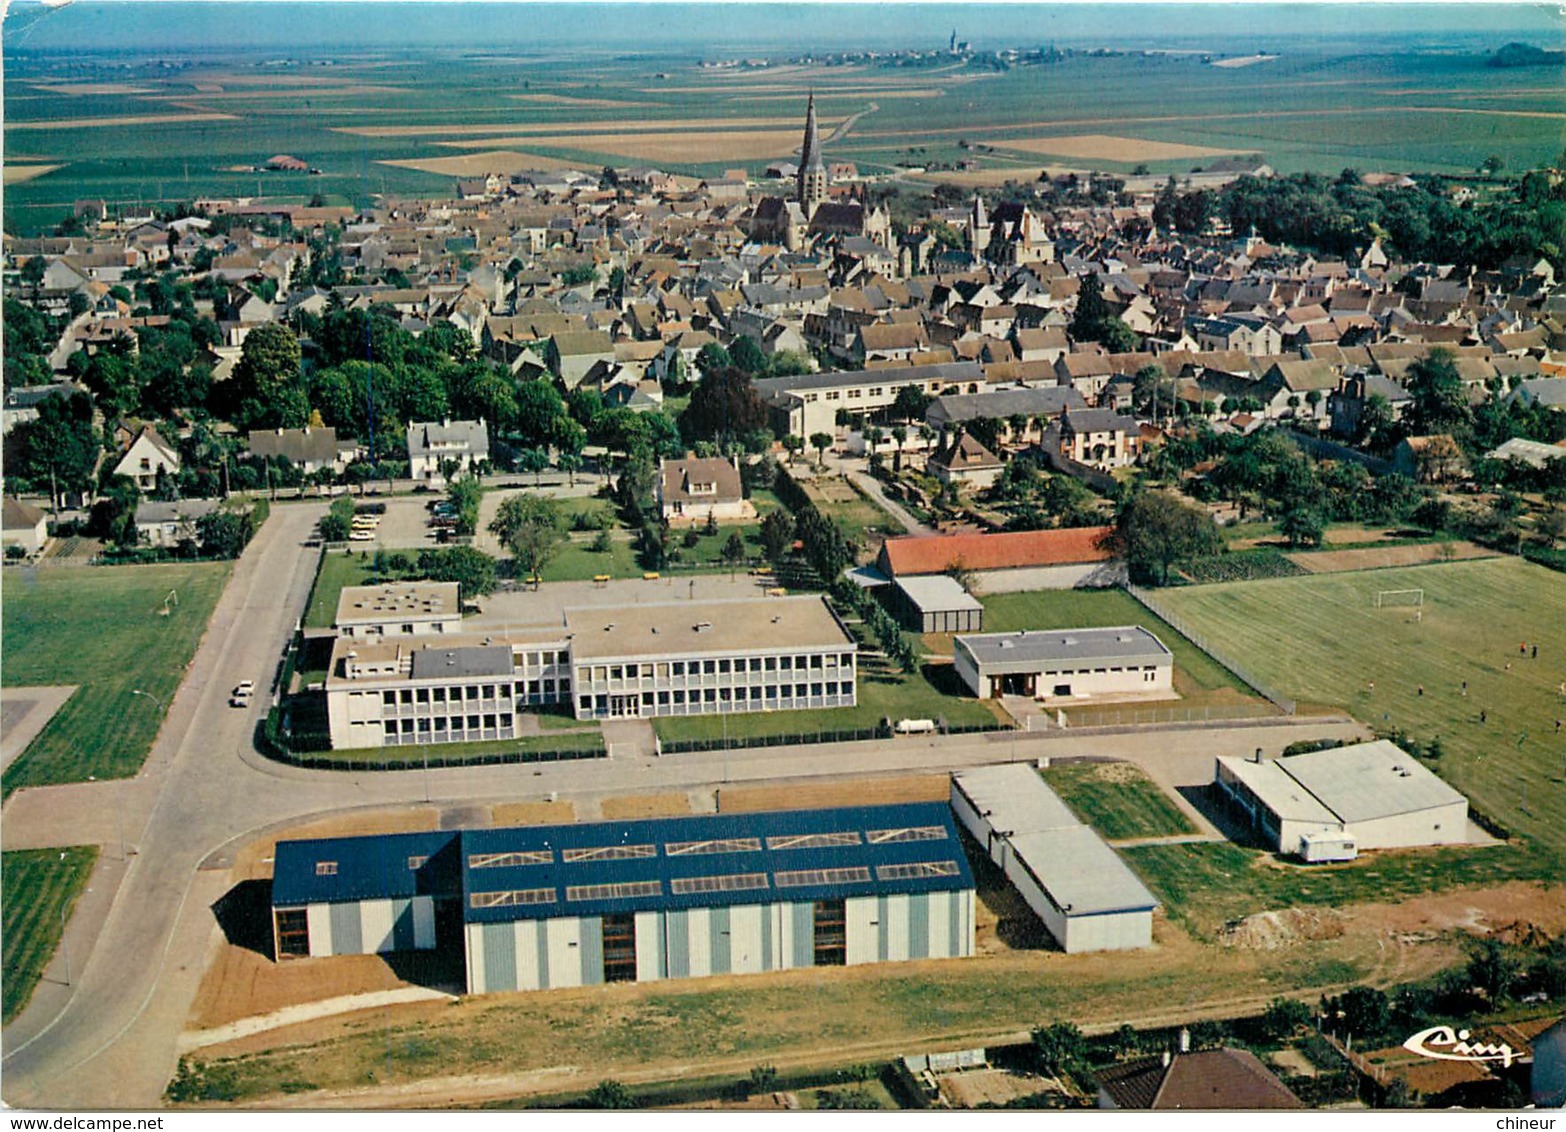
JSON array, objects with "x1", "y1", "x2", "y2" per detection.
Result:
[
  {"x1": 653, "y1": 656, "x2": 999, "y2": 743},
  {"x1": 541, "y1": 535, "x2": 643, "y2": 583},
  {"x1": 1155, "y1": 558, "x2": 1566, "y2": 859},
  {"x1": 304, "y1": 726, "x2": 605, "y2": 766},
  {"x1": 2, "y1": 563, "x2": 231, "y2": 794},
  {"x1": 303, "y1": 550, "x2": 374, "y2": 629},
  {"x1": 3, "y1": 846, "x2": 99, "y2": 1023},
  {"x1": 1123, "y1": 840, "x2": 1558, "y2": 939},
  {"x1": 979, "y1": 589, "x2": 1250, "y2": 697},
  {"x1": 1041, "y1": 763, "x2": 1197, "y2": 841}
]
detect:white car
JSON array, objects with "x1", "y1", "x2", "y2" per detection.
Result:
[
  {"x1": 233, "y1": 680, "x2": 255, "y2": 695},
  {"x1": 349, "y1": 530, "x2": 376, "y2": 541}
]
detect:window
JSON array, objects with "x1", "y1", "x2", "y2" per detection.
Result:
[
  {"x1": 315, "y1": 861, "x2": 338, "y2": 876},
  {"x1": 469, "y1": 887, "x2": 555, "y2": 909},
  {"x1": 774, "y1": 867, "x2": 871, "y2": 887},
  {"x1": 468, "y1": 850, "x2": 553, "y2": 868},
  {"x1": 565, "y1": 880, "x2": 661, "y2": 902},
  {"x1": 866, "y1": 826, "x2": 947, "y2": 844},
  {"x1": 416, "y1": 688, "x2": 429, "y2": 703},
  {"x1": 669, "y1": 873, "x2": 769, "y2": 895},
  {"x1": 876, "y1": 860, "x2": 961, "y2": 881},
  {"x1": 602, "y1": 912, "x2": 637, "y2": 983},
  {"x1": 399, "y1": 689, "x2": 413, "y2": 704},
  {"x1": 382, "y1": 691, "x2": 396, "y2": 707},
  {"x1": 407, "y1": 855, "x2": 428, "y2": 870},
  {"x1": 767, "y1": 832, "x2": 861, "y2": 851},
  {"x1": 665, "y1": 837, "x2": 763, "y2": 857},
  {"x1": 813, "y1": 899, "x2": 847, "y2": 966},
  {"x1": 561, "y1": 844, "x2": 656, "y2": 863},
  {"x1": 275, "y1": 908, "x2": 309, "y2": 958}
]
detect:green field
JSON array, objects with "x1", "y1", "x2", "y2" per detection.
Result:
[
  {"x1": 2, "y1": 563, "x2": 231, "y2": 795},
  {"x1": 303, "y1": 549, "x2": 372, "y2": 629},
  {"x1": 1155, "y1": 558, "x2": 1566, "y2": 859},
  {"x1": 304, "y1": 726, "x2": 605, "y2": 766},
  {"x1": 9, "y1": 43, "x2": 1563, "y2": 233},
  {"x1": 1041, "y1": 763, "x2": 1196, "y2": 841},
  {"x1": 1124, "y1": 840, "x2": 1559, "y2": 939},
  {"x1": 2, "y1": 846, "x2": 99, "y2": 1023},
  {"x1": 979, "y1": 588, "x2": 1252, "y2": 699}
]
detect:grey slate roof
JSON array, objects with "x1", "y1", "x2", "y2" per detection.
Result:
[
  {"x1": 755, "y1": 360, "x2": 982, "y2": 396},
  {"x1": 406, "y1": 419, "x2": 490, "y2": 459},
  {"x1": 926, "y1": 386, "x2": 1086, "y2": 429}
]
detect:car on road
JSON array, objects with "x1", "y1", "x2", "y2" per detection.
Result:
[{"x1": 229, "y1": 683, "x2": 253, "y2": 708}]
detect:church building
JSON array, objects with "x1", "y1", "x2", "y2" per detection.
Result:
[{"x1": 751, "y1": 95, "x2": 891, "y2": 252}]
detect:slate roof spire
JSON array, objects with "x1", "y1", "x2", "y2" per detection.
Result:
[{"x1": 797, "y1": 92, "x2": 827, "y2": 216}]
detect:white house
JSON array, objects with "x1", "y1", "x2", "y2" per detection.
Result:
[
  {"x1": 2, "y1": 497, "x2": 49, "y2": 557},
  {"x1": 114, "y1": 426, "x2": 181, "y2": 492},
  {"x1": 406, "y1": 420, "x2": 490, "y2": 484}
]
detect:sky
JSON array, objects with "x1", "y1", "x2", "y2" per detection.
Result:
[{"x1": 3, "y1": 0, "x2": 1563, "y2": 55}]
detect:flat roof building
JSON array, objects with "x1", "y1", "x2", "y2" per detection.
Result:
[
  {"x1": 271, "y1": 802, "x2": 976, "y2": 992},
  {"x1": 335, "y1": 581, "x2": 463, "y2": 638},
  {"x1": 951, "y1": 764, "x2": 1157, "y2": 953},
  {"x1": 1214, "y1": 740, "x2": 1470, "y2": 861},
  {"x1": 953, "y1": 625, "x2": 1172, "y2": 702},
  {"x1": 890, "y1": 575, "x2": 984, "y2": 634},
  {"x1": 325, "y1": 594, "x2": 857, "y2": 747}
]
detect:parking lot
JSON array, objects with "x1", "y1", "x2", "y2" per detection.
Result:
[{"x1": 349, "y1": 496, "x2": 444, "y2": 550}]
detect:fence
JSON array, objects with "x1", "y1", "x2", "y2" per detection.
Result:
[
  {"x1": 1060, "y1": 702, "x2": 1281, "y2": 728},
  {"x1": 258, "y1": 706, "x2": 607, "y2": 770},
  {"x1": 1124, "y1": 583, "x2": 1298, "y2": 715},
  {"x1": 655, "y1": 715, "x2": 1013, "y2": 755}
]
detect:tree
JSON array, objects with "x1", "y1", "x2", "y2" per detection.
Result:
[
  {"x1": 489, "y1": 493, "x2": 562, "y2": 588},
  {"x1": 516, "y1": 446, "x2": 550, "y2": 486},
  {"x1": 892, "y1": 383, "x2": 931, "y2": 422},
  {"x1": 514, "y1": 379, "x2": 567, "y2": 448},
  {"x1": 760, "y1": 509, "x2": 795, "y2": 561},
  {"x1": 721, "y1": 530, "x2": 746, "y2": 565},
  {"x1": 1261, "y1": 996, "x2": 1312, "y2": 1041},
  {"x1": 782, "y1": 434, "x2": 805, "y2": 463},
  {"x1": 1279, "y1": 505, "x2": 1325, "y2": 548},
  {"x1": 1032, "y1": 1022, "x2": 1088, "y2": 1080},
  {"x1": 416, "y1": 545, "x2": 497, "y2": 600},
  {"x1": 4, "y1": 391, "x2": 101, "y2": 506},
  {"x1": 681, "y1": 367, "x2": 769, "y2": 443},
  {"x1": 557, "y1": 450, "x2": 582, "y2": 487},
  {"x1": 226, "y1": 322, "x2": 304, "y2": 431},
  {"x1": 1356, "y1": 393, "x2": 1394, "y2": 451},
  {"x1": 694, "y1": 341, "x2": 732, "y2": 380},
  {"x1": 809, "y1": 431, "x2": 833, "y2": 468},
  {"x1": 1332, "y1": 985, "x2": 1391, "y2": 1041},
  {"x1": 318, "y1": 495, "x2": 356, "y2": 542},
  {"x1": 1102, "y1": 489, "x2": 1222, "y2": 585},
  {"x1": 447, "y1": 473, "x2": 484, "y2": 536},
  {"x1": 730, "y1": 334, "x2": 767, "y2": 375},
  {"x1": 1467, "y1": 937, "x2": 1520, "y2": 1007},
  {"x1": 582, "y1": 1080, "x2": 636, "y2": 1109},
  {"x1": 1403, "y1": 348, "x2": 1471, "y2": 438}
]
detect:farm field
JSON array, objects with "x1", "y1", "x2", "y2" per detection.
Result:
[
  {"x1": 1155, "y1": 557, "x2": 1566, "y2": 860},
  {"x1": 1040, "y1": 762, "x2": 1197, "y2": 841},
  {"x1": 7, "y1": 43, "x2": 1566, "y2": 232},
  {"x1": 1, "y1": 563, "x2": 231, "y2": 795},
  {"x1": 3, "y1": 846, "x2": 99, "y2": 1023}
]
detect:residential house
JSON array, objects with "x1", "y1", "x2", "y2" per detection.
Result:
[
  {"x1": 1507, "y1": 377, "x2": 1566, "y2": 414},
  {"x1": 134, "y1": 498, "x2": 222, "y2": 548},
  {"x1": 1392, "y1": 434, "x2": 1468, "y2": 483},
  {"x1": 927, "y1": 432, "x2": 1004, "y2": 491},
  {"x1": 546, "y1": 330, "x2": 616, "y2": 390},
  {"x1": 1257, "y1": 359, "x2": 1338, "y2": 426},
  {"x1": 657, "y1": 455, "x2": 748, "y2": 525},
  {"x1": 1041, "y1": 407, "x2": 1140, "y2": 471},
  {"x1": 1328, "y1": 373, "x2": 1411, "y2": 438},
  {"x1": 113, "y1": 425, "x2": 181, "y2": 492},
  {"x1": 1097, "y1": 1048, "x2": 1302, "y2": 1110},
  {"x1": 406, "y1": 420, "x2": 490, "y2": 484},
  {"x1": 246, "y1": 427, "x2": 355, "y2": 476},
  {"x1": 1, "y1": 497, "x2": 49, "y2": 557}
]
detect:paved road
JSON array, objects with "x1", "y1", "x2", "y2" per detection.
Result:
[{"x1": 0, "y1": 497, "x2": 1368, "y2": 1108}]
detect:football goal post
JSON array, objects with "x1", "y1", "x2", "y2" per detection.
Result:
[{"x1": 1374, "y1": 589, "x2": 1424, "y2": 609}]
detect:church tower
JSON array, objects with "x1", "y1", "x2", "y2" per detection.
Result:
[
  {"x1": 969, "y1": 193, "x2": 991, "y2": 261},
  {"x1": 797, "y1": 93, "x2": 827, "y2": 218}
]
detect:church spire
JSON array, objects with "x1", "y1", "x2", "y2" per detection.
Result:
[{"x1": 797, "y1": 92, "x2": 826, "y2": 216}]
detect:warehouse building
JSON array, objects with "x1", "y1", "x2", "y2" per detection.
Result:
[
  {"x1": 951, "y1": 765, "x2": 1157, "y2": 952},
  {"x1": 270, "y1": 803, "x2": 977, "y2": 993},
  {"x1": 953, "y1": 625, "x2": 1172, "y2": 702},
  {"x1": 325, "y1": 595, "x2": 856, "y2": 747},
  {"x1": 876, "y1": 527, "x2": 1121, "y2": 594},
  {"x1": 1214, "y1": 740, "x2": 1470, "y2": 862}
]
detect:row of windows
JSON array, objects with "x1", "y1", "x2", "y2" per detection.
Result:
[
  {"x1": 1038, "y1": 664, "x2": 1162, "y2": 677},
  {"x1": 382, "y1": 714, "x2": 512, "y2": 736},
  {"x1": 578, "y1": 654, "x2": 852, "y2": 682},
  {"x1": 578, "y1": 683, "x2": 848, "y2": 712},
  {"x1": 376, "y1": 681, "x2": 566, "y2": 707},
  {"x1": 463, "y1": 828, "x2": 946, "y2": 871}
]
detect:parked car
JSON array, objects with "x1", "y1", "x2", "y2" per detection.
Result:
[{"x1": 349, "y1": 530, "x2": 376, "y2": 541}]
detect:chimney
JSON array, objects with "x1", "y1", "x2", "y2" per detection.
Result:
[{"x1": 1254, "y1": 747, "x2": 1263, "y2": 763}]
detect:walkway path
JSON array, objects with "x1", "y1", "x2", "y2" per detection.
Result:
[{"x1": 825, "y1": 453, "x2": 932, "y2": 537}]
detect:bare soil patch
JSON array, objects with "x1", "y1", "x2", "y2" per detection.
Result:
[
  {"x1": 340, "y1": 116, "x2": 821, "y2": 138},
  {"x1": 1287, "y1": 540, "x2": 1495, "y2": 574},
  {"x1": 1220, "y1": 907, "x2": 1348, "y2": 950},
  {"x1": 2, "y1": 164, "x2": 62, "y2": 184},
  {"x1": 491, "y1": 799, "x2": 575, "y2": 826},
  {"x1": 600, "y1": 792, "x2": 691, "y2": 820},
  {"x1": 8, "y1": 113, "x2": 236, "y2": 131},
  {"x1": 378, "y1": 151, "x2": 579, "y2": 176},
  {"x1": 993, "y1": 134, "x2": 1253, "y2": 162},
  {"x1": 189, "y1": 946, "x2": 422, "y2": 1030},
  {"x1": 717, "y1": 773, "x2": 949, "y2": 814},
  {"x1": 30, "y1": 83, "x2": 156, "y2": 95}
]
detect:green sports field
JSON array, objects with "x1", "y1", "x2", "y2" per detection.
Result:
[
  {"x1": 2, "y1": 846, "x2": 99, "y2": 1023},
  {"x1": 1156, "y1": 557, "x2": 1566, "y2": 860},
  {"x1": 2, "y1": 562, "x2": 231, "y2": 795}
]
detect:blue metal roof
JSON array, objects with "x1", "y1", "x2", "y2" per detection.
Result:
[
  {"x1": 271, "y1": 802, "x2": 973, "y2": 922},
  {"x1": 271, "y1": 830, "x2": 461, "y2": 907},
  {"x1": 459, "y1": 801, "x2": 973, "y2": 923}
]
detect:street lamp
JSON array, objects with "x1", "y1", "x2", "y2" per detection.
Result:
[{"x1": 131, "y1": 689, "x2": 164, "y2": 711}]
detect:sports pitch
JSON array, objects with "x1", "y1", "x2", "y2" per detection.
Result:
[{"x1": 1156, "y1": 557, "x2": 1566, "y2": 860}]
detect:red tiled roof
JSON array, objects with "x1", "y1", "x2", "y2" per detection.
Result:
[
  {"x1": 879, "y1": 526, "x2": 1113, "y2": 576},
  {"x1": 1098, "y1": 1049, "x2": 1303, "y2": 1110}
]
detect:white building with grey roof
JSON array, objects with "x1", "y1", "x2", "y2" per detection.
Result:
[
  {"x1": 954, "y1": 625, "x2": 1172, "y2": 702},
  {"x1": 406, "y1": 419, "x2": 490, "y2": 484},
  {"x1": 1214, "y1": 740, "x2": 1469, "y2": 862},
  {"x1": 950, "y1": 764, "x2": 1158, "y2": 952}
]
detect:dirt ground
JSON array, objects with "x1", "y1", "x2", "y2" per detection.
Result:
[
  {"x1": 1287, "y1": 541, "x2": 1495, "y2": 573},
  {"x1": 491, "y1": 800, "x2": 575, "y2": 826},
  {"x1": 378, "y1": 151, "x2": 580, "y2": 176},
  {"x1": 939, "y1": 1067, "x2": 1062, "y2": 1108},
  {"x1": 29, "y1": 83, "x2": 156, "y2": 95},
  {"x1": 600, "y1": 793, "x2": 692, "y2": 820},
  {"x1": 8, "y1": 113, "x2": 235, "y2": 130},
  {"x1": 341, "y1": 116, "x2": 823, "y2": 138},
  {"x1": 716, "y1": 774, "x2": 949, "y2": 814},
  {"x1": 993, "y1": 134, "x2": 1251, "y2": 162}
]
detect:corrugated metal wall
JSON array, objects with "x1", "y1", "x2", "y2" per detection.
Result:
[
  {"x1": 462, "y1": 895, "x2": 975, "y2": 993},
  {"x1": 301, "y1": 897, "x2": 437, "y2": 958}
]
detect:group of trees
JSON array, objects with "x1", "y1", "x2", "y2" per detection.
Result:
[{"x1": 1067, "y1": 273, "x2": 1139, "y2": 353}]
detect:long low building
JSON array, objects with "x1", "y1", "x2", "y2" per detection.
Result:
[
  {"x1": 876, "y1": 527, "x2": 1121, "y2": 594},
  {"x1": 950, "y1": 764, "x2": 1158, "y2": 953},
  {"x1": 325, "y1": 594, "x2": 857, "y2": 748},
  {"x1": 1214, "y1": 740, "x2": 1470, "y2": 861},
  {"x1": 270, "y1": 802, "x2": 977, "y2": 993},
  {"x1": 953, "y1": 625, "x2": 1172, "y2": 702}
]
